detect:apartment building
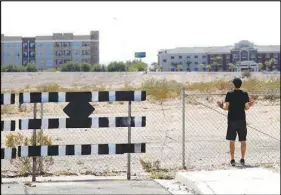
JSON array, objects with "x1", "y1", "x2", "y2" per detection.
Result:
[
  {"x1": 158, "y1": 40, "x2": 280, "y2": 72},
  {"x1": 1, "y1": 31, "x2": 99, "y2": 69}
]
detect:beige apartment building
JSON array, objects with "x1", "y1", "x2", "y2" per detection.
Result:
[{"x1": 1, "y1": 31, "x2": 99, "y2": 70}]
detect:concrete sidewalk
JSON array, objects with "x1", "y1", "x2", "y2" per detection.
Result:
[
  {"x1": 1, "y1": 177, "x2": 171, "y2": 194},
  {"x1": 175, "y1": 167, "x2": 280, "y2": 194},
  {"x1": 2, "y1": 175, "x2": 193, "y2": 194}
]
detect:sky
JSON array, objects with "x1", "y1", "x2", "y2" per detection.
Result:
[{"x1": 1, "y1": 1, "x2": 280, "y2": 65}]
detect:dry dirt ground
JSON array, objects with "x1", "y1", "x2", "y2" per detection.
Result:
[
  {"x1": 1, "y1": 72, "x2": 280, "y2": 90},
  {"x1": 1, "y1": 72, "x2": 280, "y2": 177}
]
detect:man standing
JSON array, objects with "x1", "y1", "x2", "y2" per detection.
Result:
[{"x1": 217, "y1": 78, "x2": 254, "y2": 166}]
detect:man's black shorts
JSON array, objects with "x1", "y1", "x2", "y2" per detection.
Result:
[{"x1": 226, "y1": 120, "x2": 247, "y2": 141}]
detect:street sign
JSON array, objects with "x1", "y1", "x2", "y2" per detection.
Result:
[{"x1": 135, "y1": 52, "x2": 146, "y2": 58}]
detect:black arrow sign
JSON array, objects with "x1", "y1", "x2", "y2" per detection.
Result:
[{"x1": 63, "y1": 101, "x2": 95, "y2": 128}]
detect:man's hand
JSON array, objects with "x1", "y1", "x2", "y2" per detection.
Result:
[
  {"x1": 217, "y1": 101, "x2": 224, "y2": 109},
  {"x1": 249, "y1": 95, "x2": 255, "y2": 107}
]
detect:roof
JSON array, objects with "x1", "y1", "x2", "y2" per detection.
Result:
[
  {"x1": 159, "y1": 45, "x2": 280, "y2": 55},
  {"x1": 255, "y1": 45, "x2": 280, "y2": 52},
  {"x1": 241, "y1": 61, "x2": 257, "y2": 66}
]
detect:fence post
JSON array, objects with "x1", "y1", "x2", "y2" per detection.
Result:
[
  {"x1": 32, "y1": 103, "x2": 37, "y2": 182},
  {"x1": 127, "y1": 100, "x2": 132, "y2": 180},
  {"x1": 182, "y1": 87, "x2": 186, "y2": 170},
  {"x1": 39, "y1": 102, "x2": 44, "y2": 174}
]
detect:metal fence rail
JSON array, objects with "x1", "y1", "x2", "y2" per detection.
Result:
[{"x1": 1, "y1": 91, "x2": 280, "y2": 179}]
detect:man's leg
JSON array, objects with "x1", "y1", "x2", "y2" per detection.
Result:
[
  {"x1": 230, "y1": 141, "x2": 235, "y2": 160},
  {"x1": 241, "y1": 141, "x2": 246, "y2": 159}
]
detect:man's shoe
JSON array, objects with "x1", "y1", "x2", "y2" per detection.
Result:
[
  {"x1": 240, "y1": 159, "x2": 245, "y2": 166},
  {"x1": 230, "y1": 159, "x2": 236, "y2": 166}
]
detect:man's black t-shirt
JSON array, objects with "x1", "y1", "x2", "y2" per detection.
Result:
[{"x1": 225, "y1": 90, "x2": 249, "y2": 121}]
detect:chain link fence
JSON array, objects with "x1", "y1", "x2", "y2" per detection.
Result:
[
  {"x1": 1, "y1": 91, "x2": 280, "y2": 179},
  {"x1": 184, "y1": 92, "x2": 280, "y2": 171}
]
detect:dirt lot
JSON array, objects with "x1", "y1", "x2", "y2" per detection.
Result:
[
  {"x1": 1, "y1": 72, "x2": 280, "y2": 177},
  {"x1": 1, "y1": 72, "x2": 280, "y2": 90}
]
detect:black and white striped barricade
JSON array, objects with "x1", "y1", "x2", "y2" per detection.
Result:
[
  {"x1": 1, "y1": 93, "x2": 16, "y2": 131},
  {"x1": 17, "y1": 143, "x2": 146, "y2": 157},
  {"x1": 18, "y1": 91, "x2": 147, "y2": 181},
  {"x1": 1, "y1": 93, "x2": 17, "y2": 183}
]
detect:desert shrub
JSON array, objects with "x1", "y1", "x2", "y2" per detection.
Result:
[
  {"x1": 25, "y1": 64, "x2": 38, "y2": 72},
  {"x1": 60, "y1": 62, "x2": 81, "y2": 72},
  {"x1": 140, "y1": 78, "x2": 183, "y2": 102},
  {"x1": 5, "y1": 132, "x2": 54, "y2": 176},
  {"x1": 1, "y1": 64, "x2": 26, "y2": 72}
]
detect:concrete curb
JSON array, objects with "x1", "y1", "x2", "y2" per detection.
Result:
[
  {"x1": 175, "y1": 172, "x2": 214, "y2": 195},
  {"x1": 1, "y1": 175, "x2": 133, "y2": 184}
]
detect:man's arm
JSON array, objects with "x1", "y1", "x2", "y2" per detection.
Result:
[
  {"x1": 245, "y1": 94, "x2": 254, "y2": 110},
  {"x1": 217, "y1": 92, "x2": 230, "y2": 110},
  {"x1": 217, "y1": 101, "x2": 229, "y2": 110}
]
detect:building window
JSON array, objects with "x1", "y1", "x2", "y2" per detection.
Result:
[
  {"x1": 56, "y1": 42, "x2": 62, "y2": 47},
  {"x1": 194, "y1": 68, "x2": 198, "y2": 71},
  {"x1": 29, "y1": 60, "x2": 35, "y2": 64},
  {"x1": 179, "y1": 56, "x2": 182, "y2": 59},
  {"x1": 56, "y1": 51, "x2": 62, "y2": 56},
  {"x1": 36, "y1": 43, "x2": 43, "y2": 48},
  {"x1": 274, "y1": 53, "x2": 279, "y2": 58},
  {"x1": 194, "y1": 62, "x2": 198, "y2": 65},
  {"x1": 171, "y1": 56, "x2": 175, "y2": 59},
  {"x1": 82, "y1": 51, "x2": 89, "y2": 55},
  {"x1": 45, "y1": 43, "x2": 53, "y2": 48},
  {"x1": 22, "y1": 43, "x2": 28, "y2": 49},
  {"x1": 72, "y1": 42, "x2": 82, "y2": 47},
  {"x1": 64, "y1": 50, "x2": 71, "y2": 56},
  {"x1": 82, "y1": 42, "x2": 90, "y2": 47},
  {"x1": 82, "y1": 59, "x2": 90, "y2": 63},
  {"x1": 202, "y1": 55, "x2": 206, "y2": 59},
  {"x1": 194, "y1": 55, "x2": 198, "y2": 58},
  {"x1": 56, "y1": 59, "x2": 63, "y2": 65},
  {"x1": 29, "y1": 43, "x2": 35, "y2": 48},
  {"x1": 30, "y1": 51, "x2": 35, "y2": 57},
  {"x1": 186, "y1": 56, "x2": 190, "y2": 59},
  {"x1": 163, "y1": 59, "x2": 167, "y2": 63}
]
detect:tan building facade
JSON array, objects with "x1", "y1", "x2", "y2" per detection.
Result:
[{"x1": 1, "y1": 31, "x2": 99, "y2": 70}]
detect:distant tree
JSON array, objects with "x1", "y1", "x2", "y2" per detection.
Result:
[
  {"x1": 150, "y1": 62, "x2": 159, "y2": 71},
  {"x1": 270, "y1": 58, "x2": 276, "y2": 70},
  {"x1": 159, "y1": 66, "x2": 164, "y2": 72},
  {"x1": 91, "y1": 64, "x2": 102, "y2": 72},
  {"x1": 80, "y1": 62, "x2": 91, "y2": 72},
  {"x1": 101, "y1": 64, "x2": 108, "y2": 72},
  {"x1": 176, "y1": 64, "x2": 183, "y2": 71},
  {"x1": 258, "y1": 63, "x2": 263, "y2": 71},
  {"x1": 265, "y1": 60, "x2": 271, "y2": 71},
  {"x1": 248, "y1": 64, "x2": 252, "y2": 72},
  {"x1": 107, "y1": 61, "x2": 127, "y2": 72},
  {"x1": 206, "y1": 64, "x2": 211, "y2": 72},
  {"x1": 199, "y1": 64, "x2": 205, "y2": 71},
  {"x1": 60, "y1": 62, "x2": 80, "y2": 72},
  {"x1": 228, "y1": 63, "x2": 234, "y2": 72},
  {"x1": 185, "y1": 60, "x2": 192, "y2": 72},
  {"x1": 236, "y1": 61, "x2": 241, "y2": 72},
  {"x1": 212, "y1": 56, "x2": 222, "y2": 72}
]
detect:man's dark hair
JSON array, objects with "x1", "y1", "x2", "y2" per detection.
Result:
[{"x1": 233, "y1": 78, "x2": 242, "y2": 88}]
